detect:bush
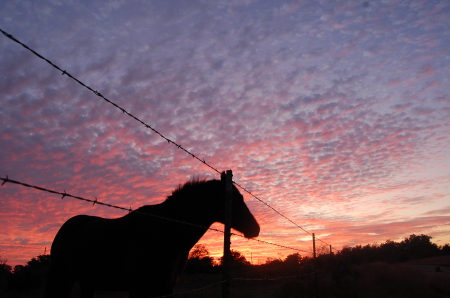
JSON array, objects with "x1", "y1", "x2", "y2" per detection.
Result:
[
  {"x1": 352, "y1": 262, "x2": 435, "y2": 297},
  {"x1": 7, "y1": 255, "x2": 50, "y2": 292},
  {"x1": 0, "y1": 258, "x2": 12, "y2": 292}
]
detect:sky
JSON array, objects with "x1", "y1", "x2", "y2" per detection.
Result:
[{"x1": 1, "y1": 0, "x2": 449, "y2": 267}]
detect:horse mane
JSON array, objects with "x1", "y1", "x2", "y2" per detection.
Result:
[{"x1": 164, "y1": 178, "x2": 213, "y2": 203}]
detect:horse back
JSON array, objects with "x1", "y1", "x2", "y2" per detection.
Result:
[
  {"x1": 49, "y1": 210, "x2": 190, "y2": 293},
  {"x1": 45, "y1": 215, "x2": 101, "y2": 298},
  {"x1": 51, "y1": 215, "x2": 98, "y2": 255}
]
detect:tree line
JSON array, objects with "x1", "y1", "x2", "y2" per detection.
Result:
[
  {"x1": 0, "y1": 254, "x2": 51, "y2": 293},
  {"x1": 186, "y1": 234, "x2": 450, "y2": 274},
  {"x1": 1, "y1": 234, "x2": 449, "y2": 293},
  {"x1": 334, "y1": 234, "x2": 450, "y2": 264}
]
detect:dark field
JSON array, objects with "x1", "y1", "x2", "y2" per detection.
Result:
[
  {"x1": 2, "y1": 256, "x2": 450, "y2": 298},
  {"x1": 173, "y1": 260, "x2": 450, "y2": 298}
]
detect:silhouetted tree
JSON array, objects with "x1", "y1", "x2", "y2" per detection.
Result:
[
  {"x1": 264, "y1": 257, "x2": 283, "y2": 267},
  {"x1": 26, "y1": 254, "x2": 51, "y2": 268},
  {"x1": 441, "y1": 244, "x2": 450, "y2": 255},
  {"x1": 316, "y1": 244, "x2": 331, "y2": 256},
  {"x1": 0, "y1": 257, "x2": 12, "y2": 291},
  {"x1": 258, "y1": 257, "x2": 284, "y2": 275},
  {"x1": 400, "y1": 234, "x2": 440, "y2": 261},
  {"x1": 219, "y1": 250, "x2": 250, "y2": 271},
  {"x1": 185, "y1": 244, "x2": 214, "y2": 274},
  {"x1": 280, "y1": 253, "x2": 306, "y2": 276},
  {"x1": 334, "y1": 234, "x2": 448, "y2": 266},
  {"x1": 285, "y1": 253, "x2": 301, "y2": 266},
  {"x1": 229, "y1": 250, "x2": 250, "y2": 268},
  {"x1": 284, "y1": 253, "x2": 301, "y2": 271},
  {"x1": 378, "y1": 240, "x2": 400, "y2": 263},
  {"x1": 188, "y1": 244, "x2": 210, "y2": 259},
  {"x1": 8, "y1": 254, "x2": 51, "y2": 292}
]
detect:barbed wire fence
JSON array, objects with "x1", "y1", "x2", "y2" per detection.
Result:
[
  {"x1": 1, "y1": 28, "x2": 339, "y2": 297},
  {"x1": 0, "y1": 175, "x2": 326, "y2": 297},
  {"x1": 0, "y1": 175, "x2": 310, "y2": 255}
]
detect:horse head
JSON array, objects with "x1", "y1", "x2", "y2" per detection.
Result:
[{"x1": 220, "y1": 172, "x2": 260, "y2": 239}]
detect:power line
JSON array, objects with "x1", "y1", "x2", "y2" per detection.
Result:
[
  {"x1": 0, "y1": 28, "x2": 221, "y2": 175},
  {"x1": 232, "y1": 181, "x2": 336, "y2": 251},
  {"x1": 232, "y1": 181, "x2": 312, "y2": 236}
]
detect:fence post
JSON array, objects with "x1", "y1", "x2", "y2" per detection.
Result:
[
  {"x1": 222, "y1": 170, "x2": 233, "y2": 298},
  {"x1": 313, "y1": 233, "x2": 318, "y2": 298}
]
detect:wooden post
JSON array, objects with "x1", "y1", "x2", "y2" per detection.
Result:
[
  {"x1": 313, "y1": 233, "x2": 318, "y2": 298},
  {"x1": 222, "y1": 170, "x2": 233, "y2": 298}
]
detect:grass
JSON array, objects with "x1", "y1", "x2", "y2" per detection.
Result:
[
  {"x1": 407, "y1": 255, "x2": 450, "y2": 267},
  {"x1": 2, "y1": 258, "x2": 450, "y2": 297},
  {"x1": 176, "y1": 261, "x2": 450, "y2": 298}
]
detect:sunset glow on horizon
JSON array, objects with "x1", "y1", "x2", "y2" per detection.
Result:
[{"x1": 1, "y1": 0, "x2": 449, "y2": 267}]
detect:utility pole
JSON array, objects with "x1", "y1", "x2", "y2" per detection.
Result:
[
  {"x1": 222, "y1": 170, "x2": 233, "y2": 298},
  {"x1": 313, "y1": 233, "x2": 318, "y2": 298}
]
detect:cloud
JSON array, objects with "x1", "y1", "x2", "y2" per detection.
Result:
[{"x1": 423, "y1": 206, "x2": 450, "y2": 216}]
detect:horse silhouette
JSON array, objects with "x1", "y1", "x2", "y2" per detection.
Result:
[{"x1": 44, "y1": 173, "x2": 260, "y2": 298}]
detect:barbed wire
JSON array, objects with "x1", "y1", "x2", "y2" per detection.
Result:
[
  {"x1": 0, "y1": 28, "x2": 220, "y2": 175},
  {"x1": 0, "y1": 28, "x2": 334, "y2": 253},
  {"x1": 233, "y1": 232, "x2": 311, "y2": 254},
  {"x1": 232, "y1": 181, "x2": 311, "y2": 236},
  {"x1": 0, "y1": 175, "x2": 218, "y2": 234},
  {"x1": 232, "y1": 181, "x2": 335, "y2": 250},
  {"x1": 0, "y1": 175, "x2": 310, "y2": 255}
]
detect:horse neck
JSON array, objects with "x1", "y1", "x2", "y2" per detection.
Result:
[
  {"x1": 162, "y1": 196, "x2": 217, "y2": 246},
  {"x1": 161, "y1": 197, "x2": 214, "y2": 228},
  {"x1": 128, "y1": 203, "x2": 212, "y2": 253}
]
